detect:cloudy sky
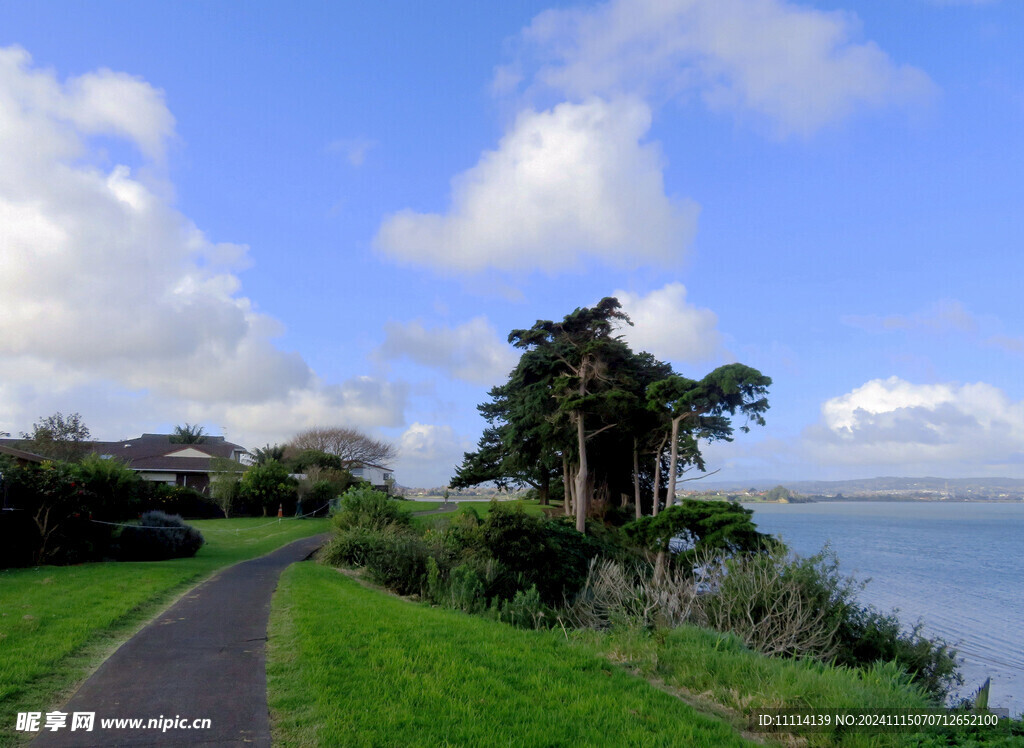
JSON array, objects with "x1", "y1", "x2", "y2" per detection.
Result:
[{"x1": 0, "y1": 0, "x2": 1021, "y2": 486}]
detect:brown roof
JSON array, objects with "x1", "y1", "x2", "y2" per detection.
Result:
[
  {"x1": 0, "y1": 434, "x2": 250, "y2": 474},
  {"x1": 88, "y1": 434, "x2": 250, "y2": 473},
  {"x1": 0, "y1": 443, "x2": 46, "y2": 463}
]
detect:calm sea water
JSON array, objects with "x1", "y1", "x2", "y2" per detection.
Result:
[{"x1": 747, "y1": 501, "x2": 1024, "y2": 716}]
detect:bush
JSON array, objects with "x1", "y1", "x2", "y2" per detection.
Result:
[
  {"x1": 499, "y1": 586, "x2": 549, "y2": 629},
  {"x1": 140, "y1": 483, "x2": 216, "y2": 518},
  {"x1": 837, "y1": 608, "x2": 961, "y2": 702},
  {"x1": 0, "y1": 457, "x2": 118, "y2": 565},
  {"x1": 362, "y1": 529, "x2": 429, "y2": 596},
  {"x1": 332, "y1": 485, "x2": 409, "y2": 532},
  {"x1": 321, "y1": 523, "x2": 427, "y2": 596},
  {"x1": 697, "y1": 546, "x2": 960, "y2": 701},
  {"x1": 300, "y1": 481, "x2": 341, "y2": 516},
  {"x1": 699, "y1": 547, "x2": 843, "y2": 661},
  {"x1": 622, "y1": 500, "x2": 777, "y2": 570},
  {"x1": 116, "y1": 511, "x2": 205, "y2": 561},
  {"x1": 239, "y1": 460, "x2": 298, "y2": 516},
  {"x1": 435, "y1": 506, "x2": 484, "y2": 559},
  {"x1": 446, "y1": 563, "x2": 486, "y2": 613},
  {"x1": 321, "y1": 525, "x2": 387, "y2": 568},
  {"x1": 479, "y1": 502, "x2": 604, "y2": 606}
]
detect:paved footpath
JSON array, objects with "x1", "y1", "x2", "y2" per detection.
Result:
[{"x1": 33, "y1": 533, "x2": 329, "y2": 748}]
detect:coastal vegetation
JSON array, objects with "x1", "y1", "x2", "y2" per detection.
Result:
[{"x1": 277, "y1": 492, "x2": 1024, "y2": 745}]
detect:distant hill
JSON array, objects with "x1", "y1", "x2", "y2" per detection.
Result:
[{"x1": 699, "y1": 476, "x2": 1024, "y2": 496}]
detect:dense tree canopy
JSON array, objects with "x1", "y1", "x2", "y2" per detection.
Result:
[
  {"x1": 452, "y1": 298, "x2": 772, "y2": 533},
  {"x1": 19, "y1": 411, "x2": 92, "y2": 462}
]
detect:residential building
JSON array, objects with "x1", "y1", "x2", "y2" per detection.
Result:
[{"x1": 349, "y1": 462, "x2": 395, "y2": 494}]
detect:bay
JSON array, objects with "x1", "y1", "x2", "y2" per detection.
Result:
[{"x1": 747, "y1": 501, "x2": 1024, "y2": 717}]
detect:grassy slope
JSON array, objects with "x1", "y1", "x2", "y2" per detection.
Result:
[
  {"x1": 0, "y1": 517, "x2": 329, "y2": 743},
  {"x1": 268, "y1": 563, "x2": 755, "y2": 748},
  {"x1": 271, "y1": 563, "x2": 1024, "y2": 748},
  {"x1": 575, "y1": 627, "x2": 938, "y2": 748}
]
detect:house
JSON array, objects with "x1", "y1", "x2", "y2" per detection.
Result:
[
  {"x1": 349, "y1": 462, "x2": 395, "y2": 494},
  {"x1": 87, "y1": 434, "x2": 252, "y2": 495}
]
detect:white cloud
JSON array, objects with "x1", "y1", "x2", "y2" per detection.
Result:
[
  {"x1": 375, "y1": 97, "x2": 698, "y2": 273},
  {"x1": 201, "y1": 377, "x2": 409, "y2": 447},
  {"x1": 614, "y1": 283, "x2": 724, "y2": 363},
  {"x1": 375, "y1": 317, "x2": 518, "y2": 386},
  {"x1": 510, "y1": 0, "x2": 935, "y2": 136},
  {"x1": 806, "y1": 377, "x2": 1024, "y2": 470},
  {"x1": 395, "y1": 422, "x2": 474, "y2": 487},
  {"x1": 0, "y1": 47, "x2": 411, "y2": 446}
]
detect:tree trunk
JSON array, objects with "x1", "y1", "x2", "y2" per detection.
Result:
[
  {"x1": 562, "y1": 456, "x2": 573, "y2": 516},
  {"x1": 633, "y1": 439, "x2": 641, "y2": 520},
  {"x1": 538, "y1": 469, "x2": 550, "y2": 505},
  {"x1": 574, "y1": 412, "x2": 588, "y2": 533},
  {"x1": 652, "y1": 432, "x2": 667, "y2": 517},
  {"x1": 666, "y1": 415, "x2": 683, "y2": 510}
]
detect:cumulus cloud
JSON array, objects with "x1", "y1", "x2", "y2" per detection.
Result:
[
  {"x1": 200, "y1": 377, "x2": 409, "y2": 446},
  {"x1": 395, "y1": 422, "x2": 474, "y2": 487},
  {"x1": 375, "y1": 97, "x2": 698, "y2": 273},
  {"x1": 0, "y1": 47, "x2": 409, "y2": 447},
  {"x1": 614, "y1": 283, "x2": 724, "y2": 363},
  {"x1": 375, "y1": 317, "x2": 518, "y2": 386},
  {"x1": 805, "y1": 377, "x2": 1024, "y2": 470},
  {"x1": 509, "y1": 0, "x2": 935, "y2": 136}
]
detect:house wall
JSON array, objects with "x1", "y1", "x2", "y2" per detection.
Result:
[
  {"x1": 351, "y1": 465, "x2": 393, "y2": 493},
  {"x1": 139, "y1": 472, "x2": 177, "y2": 484}
]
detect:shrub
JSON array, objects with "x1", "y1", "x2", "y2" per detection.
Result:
[
  {"x1": 322, "y1": 523, "x2": 427, "y2": 596},
  {"x1": 300, "y1": 480, "x2": 341, "y2": 516},
  {"x1": 499, "y1": 586, "x2": 549, "y2": 629},
  {"x1": 116, "y1": 511, "x2": 205, "y2": 561},
  {"x1": 361, "y1": 529, "x2": 429, "y2": 596},
  {"x1": 697, "y1": 546, "x2": 960, "y2": 701},
  {"x1": 0, "y1": 457, "x2": 118, "y2": 565},
  {"x1": 320, "y1": 525, "x2": 386, "y2": 568},
  {"x1": 622, "y1": 500, "x2": 777, "y2": 570},
  {"x1": 76, "y1": 454, "x2": 140, "y2": 515},
  {"x1": 141, "y1": 483, "x2": 214, "y2": 518},
  {"x1": 436, "y1": 506, "x2": 484, "y2": 559},
  {"x1": 567, "y1": 558, "x2": 701, "y2": 631},
  {"x1": 699, "y1": 547, "x2": 843, "y2": 661},
  {"x1": 479, "y1": 503, "x2": 604, "y2": 606},
  {"x1": 332, "y1": 485, "x2": 409, "y2": 532},
  {"x1": 837, "y1": 608, "x2": 961, "y2": 702},
  {"x1": 446, "y1": 563, "x2": 486, "y2": 613},
  {"x1": 239, "y1": 460, "x2": 298, "y2": 516}
]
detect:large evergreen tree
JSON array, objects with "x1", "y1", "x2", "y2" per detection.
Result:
[{"x1": 452, "y1": 298, "x2": 772, "y2": 534}]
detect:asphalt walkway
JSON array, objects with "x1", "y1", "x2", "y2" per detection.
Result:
[{"x1": 33, "y1": 533, "x2": 329, "y2": 748}]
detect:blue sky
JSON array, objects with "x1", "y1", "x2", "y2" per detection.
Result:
[{"x1": 0, "y1": 0, "x2": 1021, "y2": 487}]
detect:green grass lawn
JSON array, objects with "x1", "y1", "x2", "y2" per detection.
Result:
[
  {"x1": 391, "y1": 500, "x2": 447, "y2": 514},
  {"x1": 0, "y1": 517, "x2": 329, "y2": 744},
  {"x1": 267, "y1": 562, "x2": 755, "y2": 748}
]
